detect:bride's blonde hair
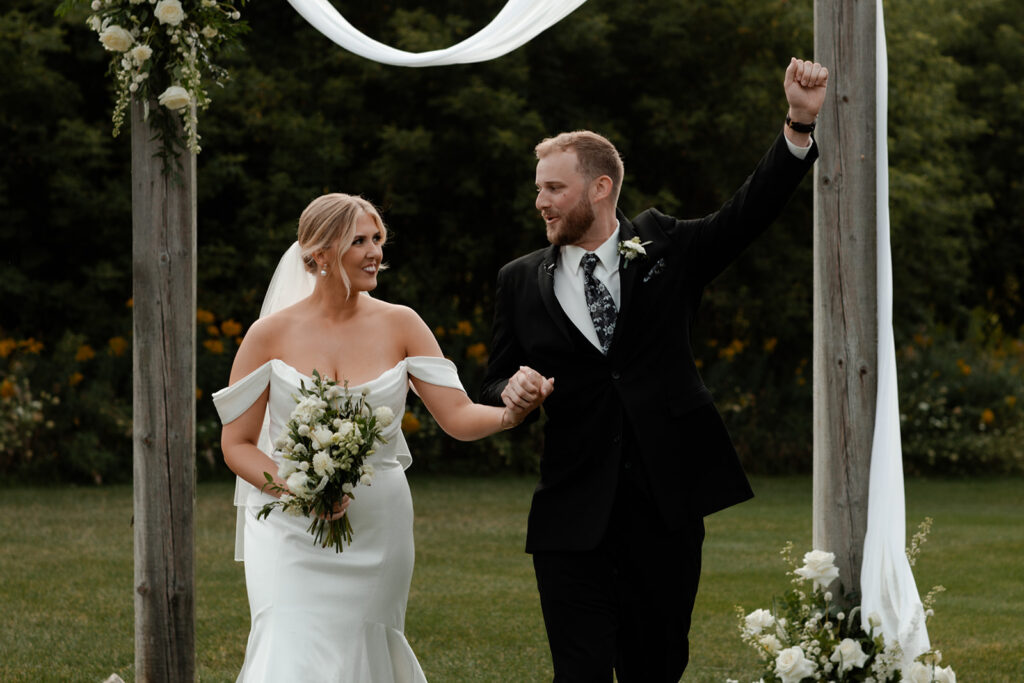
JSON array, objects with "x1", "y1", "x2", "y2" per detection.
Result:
[{"x1": 297, "y1": 193, "x2": 388, "y2": 298}]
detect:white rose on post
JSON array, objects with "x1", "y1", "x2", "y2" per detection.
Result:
[
  {"x1": 830, "y1": 638, "x2": 869, "y2": 674},
  {"x1": 153, "y1": 0, "x2": 186, "y2": 26},
  {"x1": 793, "y1": 549, "x2": 841, "y2": 591},
  {"x1": 98, "y1": 25, "x2": 133, "y2": 52},
  {"x1": 158, "y1": 86, "x2": 191, "y2": 111}
]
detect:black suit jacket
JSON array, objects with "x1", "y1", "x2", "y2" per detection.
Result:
[{"x1": 481, "y1": 133, "x2": 818, "y2": 553}]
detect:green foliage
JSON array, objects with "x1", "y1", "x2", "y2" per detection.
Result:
[
  {"x1": 2, "y1": 0, "x2": 1022, "y2": 480},
  {"x1": 897, "y1": 310, "x2": 1024, "y2": 475}
]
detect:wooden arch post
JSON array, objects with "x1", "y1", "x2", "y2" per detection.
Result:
[
  {"x1": 131, "y1": 100, "x2": 197, "y2": 680},
  {"x1": 812, "y1": 0, "x2": 878, "y2": 599}
]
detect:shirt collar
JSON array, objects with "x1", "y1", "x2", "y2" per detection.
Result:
[{"x1": 562, "y1": 222, "x2": 622, "y2": 275}]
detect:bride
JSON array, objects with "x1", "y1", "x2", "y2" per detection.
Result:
[{"x1": 212, "y1": 193, "x2": 550, "y2": 682}]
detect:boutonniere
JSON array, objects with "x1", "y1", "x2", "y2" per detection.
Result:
[{"x1": 617, "y1": 237, "x2": 653, "y2": 269}]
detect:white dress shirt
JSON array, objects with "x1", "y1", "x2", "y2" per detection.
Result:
[{"x1": 553, "y1": 137, "x2": 813, "y2": 353}]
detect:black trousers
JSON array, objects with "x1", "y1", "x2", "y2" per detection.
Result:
[{"x1": 531, "y1": 458, "x2": 705, "y2": 683}]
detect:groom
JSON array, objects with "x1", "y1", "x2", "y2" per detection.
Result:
[{"x1": 480, "y1": 58, "x2": 828, "y2": 681}]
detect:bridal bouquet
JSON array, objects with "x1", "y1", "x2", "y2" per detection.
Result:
[{"x1": 258, "y1": 370, "x2": 394, "y2": 552}]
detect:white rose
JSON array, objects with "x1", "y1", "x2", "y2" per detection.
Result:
[
  {"x1": 128, "y1": 44, "x2": 152, "y2": 65},
  {"x1": 201, "y1": 25, "x2": 218, "y2": 38},
  {"x1": 744, "y1": 608, "x2": 775, "y2": 635},
  {"x1": 285, "y1": 471, "x2": 313, "y2": 498},
  {"x1": 373, "y1": 405, "x2": 394, "y2": 427},
  {"x1": 277, "y1": 458, "x2": 297, "y2": 479},
  {"x1": 342, "y1": 482, "x2": 354, "y2": 494},
  {"x1": 310, "y1": 426, "x2": 334, "y2": 450},
  {"x1": 157, "y1": 85, "x2": 191, "y2": 111},
  {"x1": 154, "y1": 0, "x2": 186, "y2": 25},
  {"x1": 312, "y1": 450, "x2": 335, "y2": 478},
  {"x1": 830, "y1": 638, "x2": 869, "y2": 673},
  {"x1": 99, "y1": 25, "x2": 134, "y2": 52},
  {"x1": 359, "y1": 472, "x2": 373, "y2": 486},
  {"x1": 933, "y1": 665, "x2": 956, "y2": 683},
  {"x1": 774, "y1": 646, "x2": 816, "y2": 683},
  {"x1": 794, "y1": 549, "x2": 841, "y2": 591},
  {"x1": 758, "y1": 634, "x2": 782, "y2": 655},
  {"x1": 905, "y1": 662, "x2": 932, "y2": 683},
  {"x1": 337, "y1": 420, "x2": 354, "y2": 439}
]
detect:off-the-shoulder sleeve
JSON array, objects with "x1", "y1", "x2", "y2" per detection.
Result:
[
  {"x1": 212, "y1": 362, "x2": 273, "y2": 424},
  {"x1": 406, "y1": 356, "x2": 466, "y2": 392}
]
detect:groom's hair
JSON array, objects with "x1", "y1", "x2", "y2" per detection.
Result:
[
  {"x1": 535, "y1": 131, "x2": 624, "y2": 204},
  {"x1": 298, "y1": 193, "x2": 388, "y2": 298}
]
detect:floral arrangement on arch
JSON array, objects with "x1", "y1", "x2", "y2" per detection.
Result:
[
  {"x1": 731, "y1": 527, "x2": 956, "y2": 683},
  {"x1": 58, "y1": 0, "x2": 247, "y2": 167}
]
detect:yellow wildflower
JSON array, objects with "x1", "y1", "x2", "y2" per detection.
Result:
[
  {"x1": 126, "y1": 298, "x2": 133, "y2": 308},
  {"x1": 203, "y1": 339, "x2": 225, "y2": 355},
  {"x1": 69, "y1": 372, "x2": 84, "y2": 387},
  {"x1": 981, "y1": 409, "x2": 995, "y2": 425},
  {"x1": 0, "y1": 338, "x2": 16, "y2": 358},
  {"x1": 221, "y1": 319, "x2": 243, "y2": 337},
  {"x1": 1006, "y1": 396, "x2": 1017, "y2": 409},
  {"x1": 75, "y1": 344, "x2": 96, "y2": 362},
  {"x1": 402, "y1": 412, "x2": 421, "y2": 435},
  {"x1": 196, "y1": 388, "x2": 204, "y2": 400},
  {"x1": 763, "y1": 337, "x2": 778, "y2": 353},
  {"x1": 197, "y1": 308, "x2": 215, "y2": 324},
  {"x1": 434, "y1": 326, "x2": 445, "y2": 338},
  {"x1": 453, "y1": 320, "x2": 473, "y2": 336},
  {"x1": 465, "y1": 342, "x2": 488, "y2": 365},
  {"x1": 206, "y1": 325, "x2": 221, "y2": 337},
  {"x1": 20, "y1": 338, "x2": 44, "y2": 354},
  {"x1": 108, "y1": 336, "x2": 129, "y2": 356},
  {"x1": 0, "y1": 379, "x2": 16, "y2": 398}
]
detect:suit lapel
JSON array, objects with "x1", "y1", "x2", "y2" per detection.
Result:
[
  {"x1": 610, "y1": 210, "x2": 643, "y2": 351},
  {"x1": 537, "y1": 245, "x2": 576, "y2": 345}
]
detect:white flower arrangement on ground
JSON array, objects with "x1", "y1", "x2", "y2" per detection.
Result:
[
  {"x1": 257, "y1": 370, "x2": 394, "y2": 553},
  {"x1": 58, "y1": 0, "x2": 246, "y2": 168},
  {"x1": 732, "y1": 528, "x2": 955, "y2": 683}
]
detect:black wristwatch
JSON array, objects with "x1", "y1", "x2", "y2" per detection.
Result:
[{"x1": 786, "y1": 113, "x2": 816, "y2": 134}]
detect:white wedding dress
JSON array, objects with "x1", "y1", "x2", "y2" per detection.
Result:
[{"x1": 212, "y1": 356, "x2": 464, "y2": 682}]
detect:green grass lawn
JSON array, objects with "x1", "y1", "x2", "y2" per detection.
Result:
[{"x1": 0, "y1": 475, "x2": 1021, "y2": 682}]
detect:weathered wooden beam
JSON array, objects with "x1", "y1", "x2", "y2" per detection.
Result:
[
  {"x1": 812, "y1": 0, "x2": 877, "y2": 600},
  {"x1": 131, "y1": 99, "x2": 197, "y2": 681}
]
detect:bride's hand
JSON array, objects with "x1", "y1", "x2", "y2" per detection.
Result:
[{"x1": 319, "y1": 495, "x2": 351, "y2": 521}]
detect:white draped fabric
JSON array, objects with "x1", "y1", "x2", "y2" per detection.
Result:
[
  {"x1": 859, "y1": 0, "x2": 930, "y2": 669},
  {"x1": 285, "y1": 0, "x2": 588, "y2": 66}
]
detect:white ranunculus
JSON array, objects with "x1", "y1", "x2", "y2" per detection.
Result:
[
  {"x1": 830, "y1": 638, "x2": 869, "y2": 673},
  {"x1": 154, "y1": 0, "x2": 185, "y2": 25},
  {"x1": 933, "y1": 665, "x2": 957, "y2": 683},
  {"x1": 201, "y1": 25, "x2": 218, "y2": 38},
  {"x1": 312, "y1": 450, "x2": 335, "y2": 478},
  {"x1": 128, "y1": 44, "x2": 152, "y2": 65},
  {"x1": 157, "y1": 85, "x2": 191, "y2": 111},
  {"x1": 744, "y1": 608, "x2": 775, "y2": 635},
  {"x1": 99, "y1": 25, "x2": 134, "y2": 52},
  {"x1": 774, "y1": 646, "x2": 816, "y2": 683},
  {"x1": 794, "y1": 549, "x2": 841, "y2": 591},
  {"x1": 277, "y1": 458, "x2": 297, "y2": 479},
  {"x1": 310, "y1": 426, "x2": 333, "y2": 451},
  {"x1": 285, "y1": 471, "x2": 313, "y2": 498},
  {"x1": 337, "y1": 420, "x2": 354, "y2": 439},
  {"x1": 758, "y1": 634, "x2": 782, "y2": 655},
  {"x1": 373, "y1": 405, "x2": 394, "y2": 427}
]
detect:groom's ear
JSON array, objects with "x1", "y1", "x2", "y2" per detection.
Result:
[{"x1": 589, "y1": 175, "x2": 614, "y2": 204}]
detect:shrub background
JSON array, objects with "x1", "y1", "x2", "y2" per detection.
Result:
[{"x1": 2, "y1": 0, "x2": 1022, "y2": 482}]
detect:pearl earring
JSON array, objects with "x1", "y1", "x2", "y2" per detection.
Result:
[{"x1": 319, "y1": 264, "x2": 328, "y2": 277}]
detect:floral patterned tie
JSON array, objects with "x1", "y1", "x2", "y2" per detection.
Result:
[{"x1": 581, "y1": 252, "x2": 616, "y2": 354}]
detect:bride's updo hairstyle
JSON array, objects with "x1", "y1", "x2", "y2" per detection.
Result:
[{"x1": 297, "y1": 193, "x2": 388, "y2": 298}]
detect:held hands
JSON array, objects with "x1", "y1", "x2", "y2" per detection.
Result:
[
  {"x1": 500, "y1": 365, "x2": 555, "y2": 429},
  {"x1": 783, "y1": 57, "x2": 829, "y2": 145}
]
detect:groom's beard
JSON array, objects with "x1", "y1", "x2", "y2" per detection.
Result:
[{"x1": 546, "y1": 195, "x2": 595, "y2": 246}]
